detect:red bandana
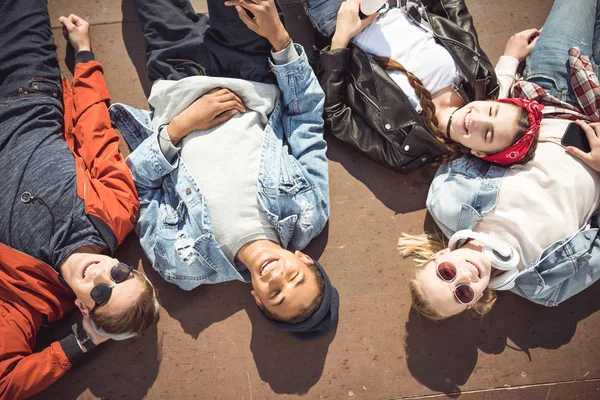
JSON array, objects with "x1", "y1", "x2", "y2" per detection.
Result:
[{"x1": 482, "y1": 98, "x2": 544, "y2": 165}]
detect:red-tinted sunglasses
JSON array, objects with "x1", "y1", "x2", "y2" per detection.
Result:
[{"x1": 435, "y1": 260, "x2": 475, "y2": 305}]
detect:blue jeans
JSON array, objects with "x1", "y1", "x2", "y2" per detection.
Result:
[
  {"x1": 0, "y1": 0, "x2": 62, "y2": 100},
  {"x1": 524, "y1": 0, "x2": 600, "y2": 107},
  {"x1": 134, "y1": 0, "x2": 285, "y2": 84},
  {"x1": 301, "y1": 0, "x2": 343, "y2": 37}
]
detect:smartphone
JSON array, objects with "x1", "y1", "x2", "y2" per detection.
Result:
[{"x1": 561, "y1": 122, "x2": 591, "y2": 153}]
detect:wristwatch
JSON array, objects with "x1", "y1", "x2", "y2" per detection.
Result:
[{"x1": 72, "y1": 323, "x2": 96, "y2": 353}]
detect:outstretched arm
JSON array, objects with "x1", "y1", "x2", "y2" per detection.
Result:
[
  {"x1": 60, "y1": 15, "x2": 140, "y2": 251},
  {"x1": 496, "y1": 28, "x2": 540, "y2": 98},
  {"x1": 228, "y1": 0, "x2": 330, "y2": 212}
]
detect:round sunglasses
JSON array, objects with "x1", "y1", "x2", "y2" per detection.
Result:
[
  {"x1": 89, "y1": 262, "x2": 134, "y2": 315},
  {"x1": 435, "y1": 260, "x2": 476, "y2": 305}
]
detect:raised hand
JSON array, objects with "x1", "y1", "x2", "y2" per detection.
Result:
[
  {"x1": 58, "y1": 14, "x2": 91, "y2": 53},
  {"x1": 331, "y1": 0, "x2": 378, "y2": 50},
  {"x1": 167, "y1": 88, "x2": 246, "y2": 145},
  {"x1": 565, "y1": 121, "x2": 600, "y2": 172},
  {"x1": 503, "y1": 28, "x2": 540, "y2": 62},
  {"x1": 225, "y1": 0, "x2": 291, "y2": 51}
]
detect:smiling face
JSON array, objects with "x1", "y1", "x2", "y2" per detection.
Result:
[
  {"x1": 62, "y1": 251, "x2": 144, "y2": 318},
  {"x1": 416, "y1": 245, "x2": 492, "y2": 318},
  {"x1": 447, "y1": 101, "x2": 521, "y2": 156},
  {"x1": 249, "y1": 248, "x2": 321, "y2": 322}
]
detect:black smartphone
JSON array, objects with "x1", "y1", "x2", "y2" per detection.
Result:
[{"x1": 561, "y1": 122, "x2": 591, "y2": 152}]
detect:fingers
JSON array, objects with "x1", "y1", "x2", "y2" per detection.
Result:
[
  {"x1": 205, "y1": 88, "x2": 246, "y2": 115},
  {"x1": 565, "y1": 146, "x2": 593, "y2": 164},
  {"x1": 219, "y1": 99, "x2": 246, "y2": 114},
  {"x1": 69, "y1": 14, "x2": 85, "y2": 27},
  {"x1": 234, "y1": 5, "x2": 259, "y2": 30},
  {"x1": 522, "y1": 28, "x2": 541, "y2": 39},
  {"x1": 216, "y1": 92, "x2": 246, "y2": 112},
  {"x1": 208, "y1": 88, "x2": 246, "y2": 111},
  {"x1": 210, "y1": 109, "x2": 239, "y2": 127},
  {"x1": 361, "y1": 12, "x2": 379, "y2": 28},
  {"x1": 226, "y1": 0, "x2": 259, "y2": 11},
  {"x1": 527, "y1": 35, "x2": 539, "y2": 49},
  {"x1": 576, "y1": 119, "x2": 600, "y2": 144},
  {"x1": 58, "y1": 16, "x2": 75, "y2": 30}
]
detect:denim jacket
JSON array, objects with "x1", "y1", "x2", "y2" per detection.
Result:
[
  {"x1": 109, "y1": 45, "x2": 329, "y2": 290},
  {"x1": 427, "y1": 156, "x2": 600, "y2": 306}
]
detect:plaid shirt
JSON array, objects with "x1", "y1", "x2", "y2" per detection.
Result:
[{"x1": 511, "y1": 47, "x2": 600, "y2": 122}]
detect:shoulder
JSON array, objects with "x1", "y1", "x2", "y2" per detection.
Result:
[{"x1": 427, "y1": 156, "x2": 508, "y2": 236}]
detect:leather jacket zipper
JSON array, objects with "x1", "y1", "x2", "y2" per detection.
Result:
[{"x1": 348, "y1": 70, "x2": 381, "y2": 112}]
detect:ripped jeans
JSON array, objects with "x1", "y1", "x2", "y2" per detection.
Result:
[{"x1": 523, "y1": 0, "x2": 600, "y2": 107}]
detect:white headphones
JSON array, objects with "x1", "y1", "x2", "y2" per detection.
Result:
[{"x1": 448, "y1": 230, "x2": 520, "y2": 291}]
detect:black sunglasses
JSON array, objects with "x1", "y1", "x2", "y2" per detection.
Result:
[
  {"x1": 435, "y1": 260, "x2": 475, "y2": 305},
  {"x1": 89, "y1": 262, "x2": 134, "y2": 315}
]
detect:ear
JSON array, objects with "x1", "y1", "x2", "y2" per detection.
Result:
[
  {"x1": 470, "y1": 149, "x2": 488, "y2": 158},
  {"x1": 294, "y1": 250, "x2": 314, "y2": 264},
  {"x1": 74, "y1": 298, "x2": 90, "y2": 318},
  {"x1": 251, "y1": 290, "x2": 264, "y2": 309}
]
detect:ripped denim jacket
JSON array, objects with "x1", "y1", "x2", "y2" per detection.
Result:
[{"x1": 109, "y1": 47, "x2": 329, "y2": 290}]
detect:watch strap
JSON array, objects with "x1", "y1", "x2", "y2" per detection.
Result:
[{"x1": 72, "y1": 323, "x2": 97, "y2": 352}]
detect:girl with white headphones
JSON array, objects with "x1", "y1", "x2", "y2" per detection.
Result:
[{"x1": 398, "y1": 229, "x2": 522, "y2": 320}]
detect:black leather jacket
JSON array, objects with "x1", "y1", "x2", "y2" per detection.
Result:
[{"x1": 317, "y1": 0, "x2": 499, "y2": 173}]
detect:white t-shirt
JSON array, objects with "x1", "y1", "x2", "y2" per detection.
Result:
[
  {"x1": 353, "y1": 8, "x2": 463, "y2": 112},
  {"x1": 150, "y1": 76, "x2": 281, "y2": 264},
  {"x1": 479, "y1": 119, "x2": 600, "y2": 268}
]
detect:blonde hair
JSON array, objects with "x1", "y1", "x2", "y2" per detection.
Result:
[
  {"x1": 398, "y1": 232, "x2": 497, "y2": 320},
  {"x1": 372, "y1": 56, "x2": 536, "y2": 164}
]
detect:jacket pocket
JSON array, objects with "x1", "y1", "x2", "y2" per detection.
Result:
[
  {"x1": 153, "y1": 232, "x2": 218, "y2": 289},
  {"x1": 279, "y1": 155, "x2": 315, "y2": 195},
  {"x1": 399, "y1": 125, "x2": 445, "y2": 172},
  {"x1": 513, "y1": 230, "x2": 597, "y2": 306}
]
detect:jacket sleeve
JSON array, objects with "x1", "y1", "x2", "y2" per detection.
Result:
[
  {"x1": 0, "y1": 342, "x2": 73, "y2": 400},
  {"x1": 271, "y1": 45, "x2": 330, "y2": 212},
  {"x1": 318, "y1": 47, "x2": 412, "y2": 171},
  {"x1": 420, "y1": 0, "x2": 477, "y2": 40},
  {"x1": 495, "y1": 56, "x2": 520, "y2": 99},
  {"x1": 68, "y1": 60, "x2": 140, "y2": 250}
]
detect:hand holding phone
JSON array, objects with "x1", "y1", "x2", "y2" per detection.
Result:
[
  {"x1": 564, "y1": 120, "x2": 600, "y2": 172},
  {"x1": 562, "y1": 121, "x2": 591, "y2": 152}
]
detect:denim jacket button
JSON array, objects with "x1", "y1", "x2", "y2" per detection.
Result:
[
  {"x1": 385, "y1": 123, "x2": 392, "y2": 130},
  {"x1": 473, "y1": 55, "x2": 479, "y2": 62},
  {"x1": 404, "y1": 145, "x2": 410, "y2": 151},
  {"x1": 585, "y1": 233, "x2": 591, "y2": 240},
  {"x1": 185, "y1": 187, "x2": 192, "y2": 195}
]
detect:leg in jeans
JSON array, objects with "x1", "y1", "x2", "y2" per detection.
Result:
[
  {"x1": 0, "y1": 0, "x2": 61, "y2": 100},
  {"x1": 523, "y1": 0, "x2": 599, "y2": 107},
  {"x1": 302, "y1": 0, "x2": 344, "y2": 37},
  {"x1": 134, "y1": 0, "x2": 285, "y2": 84}
]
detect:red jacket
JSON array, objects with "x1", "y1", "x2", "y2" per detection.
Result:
[{"x1": 0, "y1": 60, "x2": 139, "y2": 400}]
